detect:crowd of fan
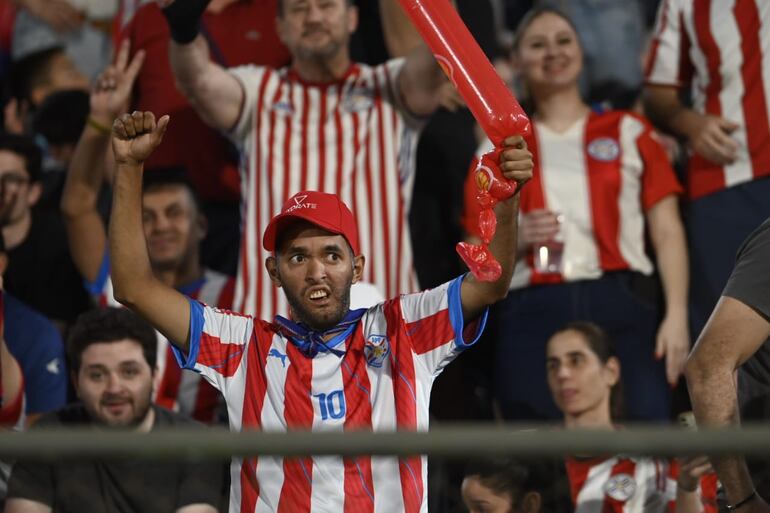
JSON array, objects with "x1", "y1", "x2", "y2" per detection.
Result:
[{"x1": 0, "y1": 0, "x2": 767, "y2": 512}]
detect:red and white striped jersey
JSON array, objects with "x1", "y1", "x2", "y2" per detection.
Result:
[
  {"x1": 566, "y1": 456, "x2": 719, "y2": 513},
  {"x1": 463, "y1": 111, "x2": 682, "y2": 289},
  {"x1": 154, "y1": 269, "x2": 234, "y2": 423},
  {"x1": 645, "y1": 0, "x2": 770, "y2": 200},
  {"x1": 228, "y1": 60, "x2": 422, "y2": 320},
  {"x1": 173, "y1": 275, "x2": 486, "y2": 513},
  {"x1": 91, "y1": 263, "x2": 235, "y2": 423}
]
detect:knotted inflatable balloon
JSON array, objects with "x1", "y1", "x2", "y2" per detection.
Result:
[{"x1": 398, "y1": 0, "x2": 531, "y2": 280}]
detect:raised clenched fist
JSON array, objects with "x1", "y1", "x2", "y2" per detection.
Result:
[{"x1": 111, "y1": 111, "x2": 170, "y2": 166}]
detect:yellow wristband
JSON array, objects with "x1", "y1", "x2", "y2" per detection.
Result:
[{"x1": 87, "y1": 116, "x2": 112, "y2": 135}]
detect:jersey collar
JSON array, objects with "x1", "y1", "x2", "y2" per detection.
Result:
[
  {"x1": 284, "y1": 63, "x2": 360, "y2": 88},
  {"x1": 274, "y1": 308, "x2": 366, "y2": 358}
]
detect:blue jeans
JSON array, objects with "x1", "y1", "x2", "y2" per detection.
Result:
[{"x1": 491, "y1": 272, "x2": 670, "y2": 422}]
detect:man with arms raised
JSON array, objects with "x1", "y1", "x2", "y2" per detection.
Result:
[
  {"x1": 109, "y1": 110, "x2": 532, "y2": 512},
  {"x1": 159, "y1": 0, "x2": 448, "y2": 318},
  {"x1": 61, "y1": 42, "x2": 234, "y2": 423}
]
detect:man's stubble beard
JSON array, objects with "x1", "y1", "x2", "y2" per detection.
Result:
[
  {"x1": 293, "y1": 29, "x2": 348, "y2": 64},
  {"x1": 282, "y1": 274, "x2": 353, "y2": 331},
  {"x1": 84, "y1": 392, "x2": 153, "y2": 430}
]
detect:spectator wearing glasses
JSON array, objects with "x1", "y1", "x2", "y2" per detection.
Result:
[{"x1": 0, "y1": 133, "x2": 90, "y2": 330}]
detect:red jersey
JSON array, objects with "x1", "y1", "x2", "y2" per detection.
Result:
[
  {"x1": 463, "y1": 111, "x2": 682, "y2": 289},
  {"x1": 646, "y1": 0, "x2": 770, "y2": 199},
  {"x1": 566, "y1": 455, "x2": 719, "y2": 513},
  {"x1": 120, "y1": 0, "x2": 290, "y2": 202},
  {"x1": 173, "y1": 276, "x2": 485, "y2": 513},
  {"x1": 228, "y1": 61, "x2": 422, "y2": 318}
]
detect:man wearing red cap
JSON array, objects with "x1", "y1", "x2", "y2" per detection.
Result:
[{"x1": 107, "y1": 111, "x2": 533, "y2": 513}]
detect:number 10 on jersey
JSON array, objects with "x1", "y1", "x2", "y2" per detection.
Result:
[{"x1": 314, "y1": 390, "x2": 346, "y2": 420}]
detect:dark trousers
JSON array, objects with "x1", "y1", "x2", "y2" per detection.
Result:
[
  {"x1": 687, "y1": 177, "x2": 770, "y2": 342},
  {"x1": 491, "y1": 272, "x2": 670, "y2": 422}
]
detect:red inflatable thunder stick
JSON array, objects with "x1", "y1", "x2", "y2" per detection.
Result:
[{"x1": 398, "y1": 0, "x2": 531, "y2": 280}]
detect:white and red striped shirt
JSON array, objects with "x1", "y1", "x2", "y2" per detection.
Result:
[
  {"x1": 91, "y1": 262, "x2": 235, "y2": 423},
  {"x1": 463, "y1": 111, "x2": 682, "y2": 289},
  {"x1": 173, "y1": 275, "x2": 486, "y2": 513},
  {"x1": 566, "y1": 456, "x2": 718, "y2": 513},
  {"x1": 228, "y1": 60, "x2": 422, "y2": 320},
  {"x1": 645, "y1": 0, "x2": 770, "y2": 200}
]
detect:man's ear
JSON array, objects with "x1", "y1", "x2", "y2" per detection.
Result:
[
  {"x1": 29, "y1": 86, "x2": 49, "y2": 108},
  {"x1": 265, "y1": 256, "x2": 282, "y2": 288},
  {"x1": 346, "y1": 4, "x2": 359, "y2": 34},
  {"x1": 520, "y1": 491, "x2": 542, "y2": 513},
  {"x1": 26, "y1": 181, "x2": 42, "y2": 207},
  {"x1": 352, "y1": 254, "x2": 365, "y2": 284},
  {"x1": 151, "y1": 366, "x2": 161, "y2": 395}
]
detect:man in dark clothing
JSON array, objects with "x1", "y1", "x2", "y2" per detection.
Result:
[
  {"x1": 5, "y1": 308, "x2": 224, "y2": 513},
  {"x1": 687, "y1": 219, "x2": 770, "y2": 510},
  {"x1": 0, "y1": 133, "x2": 90, "y2": 329}
]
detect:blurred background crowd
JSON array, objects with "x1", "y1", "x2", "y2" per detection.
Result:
[{"x1": 0, "y1": 0, "x2": 767, "y2": 511}]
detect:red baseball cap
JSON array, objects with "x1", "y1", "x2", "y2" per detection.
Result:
[{"x1": 263, "y1": 191, "x2": 360, "y2": 254}]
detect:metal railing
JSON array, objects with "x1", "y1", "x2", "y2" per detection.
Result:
[{"x1": 0, "y1": 424, "x2": 767, "y2": 460}]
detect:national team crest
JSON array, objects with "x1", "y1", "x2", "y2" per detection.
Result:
[
  {"x1": 342, "y1": 87, "x2": 374, "y2": 112},
  {"x1": 364, "y1": 335, "x2": 390, "y2": 368},
  {"x1": 587, "y1": 137, "x2": 620, "y2": 162},
  {"x1": 603, "y1": 473, "x2": 636, "y2": 502}
]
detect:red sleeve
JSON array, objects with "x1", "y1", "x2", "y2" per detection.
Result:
[
  {"x1": 0, "y1": 0, "x2": 16, "y2": 53},
  {"x1": 667, "y1": 459, "x2": 681, "y2": 513},
  {"x1": 698, "y1": 472, "x2": 719, "y2": 513},
  {"x1": 564, "y1": 457, "x2": 596, "y2": 506},
  {"x1": 637, "y1": 122, "x2": 683, "y2": 210},
  {"x1": 113, "y1": 2, "x2": 134, "y2": 50},
  {"x1": 461, "y1": 157, "x2": 482, "y2": 238},
  {"x1": 667, "y1": 460, "x2": 719, "y2": 513}
]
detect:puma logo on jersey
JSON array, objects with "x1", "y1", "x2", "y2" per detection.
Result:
[{"x1": 268, "y1": 349, "x2": 288, "y2": 368}]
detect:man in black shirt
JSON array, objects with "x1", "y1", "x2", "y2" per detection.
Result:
[
  {"x1": 5, "y1": 308, "x2": 224, "y2": 513},
  {"x1": 687, "y1": 219, "x2": 770, "y2": 512},
  {"x1": 0, "y1": 134, "x2": 89, "y2": 330}
]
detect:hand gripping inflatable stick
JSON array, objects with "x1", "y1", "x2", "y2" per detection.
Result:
[{"x1": 397, "y1": 0, "x2": 531, "y2": 280}]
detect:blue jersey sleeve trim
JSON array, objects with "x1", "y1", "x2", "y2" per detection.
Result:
[
  {"x1": 448, "y1": 274, "x2": 489, "y2": 350},
  {"x1": 84, "y1": 251, "x2": 111, "y2": 295},
  {"x1": 170, "y1": 299, "x2": 204, "y2": 372}
]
